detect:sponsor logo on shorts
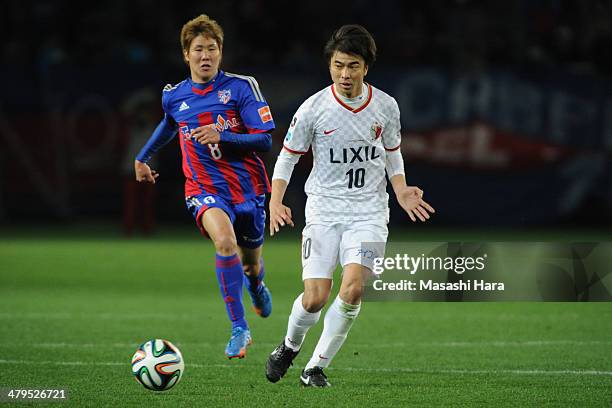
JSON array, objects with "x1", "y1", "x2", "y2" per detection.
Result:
[
  {"x1": 356, "y1": 248, "x2": 376, "y2": 259},
  {"x1": 186, "y1": 196, "x2": 202, "y2": 207},
  {"x1": 242, "y1": 234, "x2": 264, "y2": 243}
]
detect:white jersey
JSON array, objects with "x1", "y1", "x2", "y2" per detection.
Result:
[{"x1": 283, "y1": 83, "x2": 402, "y2": 223}]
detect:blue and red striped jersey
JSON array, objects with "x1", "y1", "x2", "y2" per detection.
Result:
[{"x1": 163, "y1": 71, "x2": 274, "y2": 203}]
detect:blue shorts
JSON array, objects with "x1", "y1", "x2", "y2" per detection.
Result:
[{"x1": 186, "y1": 194, "x2": 266, "y2": 249}]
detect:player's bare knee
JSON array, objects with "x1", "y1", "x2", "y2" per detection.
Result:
[
  {"x1": 340, "y1": 282, "x2": 363, "y2": 304},
  {"x1": 302, "y1": 298, "x2": 326, "y2": 313},
  {"x1": 302, "y1": 292, "x2": 328, "y2": 313},
  {"x1": 242, "y1": 262, "x2": 260, "y2": 276},
  {"x1": 213, "y1": 235, "x2": 237, "y2": 256}
]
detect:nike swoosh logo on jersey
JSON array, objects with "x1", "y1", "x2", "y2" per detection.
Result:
[{"x1": 323, "y1": 128, "x2": 339, "y2": 135}]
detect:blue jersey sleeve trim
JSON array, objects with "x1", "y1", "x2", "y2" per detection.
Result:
[
  {"x1": 219, "y1": 131, "x2": 271, "y2": 152},
  {"x1": 135, "y1": 115, "x2": 178, "y2": 163}
]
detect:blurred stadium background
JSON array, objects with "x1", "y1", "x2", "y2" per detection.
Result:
[{"x1": 1, "y1": 0, "x2": 612, "y2": 233}]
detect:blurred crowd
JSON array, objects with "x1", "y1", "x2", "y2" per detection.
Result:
[{"x1": 2, "y1": 0, "x2": 612, "y2": 76}]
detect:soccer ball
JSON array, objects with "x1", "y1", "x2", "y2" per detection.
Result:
[{"x1": 131, "y1": 339, "x2": 184, "y2": 391}]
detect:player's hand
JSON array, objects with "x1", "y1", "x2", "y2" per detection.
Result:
[
  {"x1": 192, "y1": 126, "x2": 221, "y2": 145},
  {"x1": 134, "y1": 160, "x2": 159, "y2": 184},
  {"x1": 396, "y1": 186, "x2": 435, "y2": 222},
  {"x1": 269, "y1": 200, "x2": 294, "y2": 236}
]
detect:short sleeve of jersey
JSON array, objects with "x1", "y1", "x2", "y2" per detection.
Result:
[
  {"x1": 283, "y1": 100, "x2": 315, "y2": 154},
  {"x1": 382, "y1": 97, "x2": 401, "y2": 151},
  {"x1": 236, "y1": 77, "x2": 275, "y2": 133}
]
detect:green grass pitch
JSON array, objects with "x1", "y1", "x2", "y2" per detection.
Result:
[{"x1": 0, "y1": 228, "x2": 611, "y2": 407}]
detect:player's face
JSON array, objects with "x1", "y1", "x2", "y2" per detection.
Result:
[
  {"x1": 184, "y1": 35, "x2": 222, "y2": 83},
  {"x1": 329, "y1": 51, "x2": 368, "y2": 98}
]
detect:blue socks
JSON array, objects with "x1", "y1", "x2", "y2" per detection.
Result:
[
  {"x1": 244, "y1": 259, "x2": 265, "y2": 294},
  {"x1": 215, "y1": 253, "x2": 247, "y2": 330}
]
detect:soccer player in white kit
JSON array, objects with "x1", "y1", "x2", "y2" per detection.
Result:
[{"x1": 265, "y1": 25, "x2": 435, "y2": 387}]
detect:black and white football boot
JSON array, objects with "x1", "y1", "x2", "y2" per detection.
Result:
[
  {"x1": 300, "y1": 366, "x2": 331, "y2": 388},
  {"x1": 265, "y1": 340, "x2": 300, "y2": 383}
]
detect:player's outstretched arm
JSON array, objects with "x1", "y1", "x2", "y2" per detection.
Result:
[
  {"x1": 269, "y1": 179, "x2": 294, "y2": 236},
  {"x1": 389, "y1": 174, "x2": 435, "y2": 222},
  {"x1": 270, "y1": 148, "x2": 302, "y2": 236},
  {"x1": 134, "y1": 160, "x2": 159, "y2": 184},
  {"x1": 134, "y1": 115, "x2": 178, "y2": 184}
]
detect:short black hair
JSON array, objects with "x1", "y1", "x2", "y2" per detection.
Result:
[{"x1": 324, "y1": 25, "x2": 377, "y2": 67}]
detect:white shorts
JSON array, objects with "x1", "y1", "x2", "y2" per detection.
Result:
[{"x1": 301, "y1": 220, "x2": 388, "y2": 280}]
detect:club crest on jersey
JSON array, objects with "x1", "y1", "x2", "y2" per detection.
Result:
[
  {"x1": 371, "y1": 121, "x2": 383, "y2": 140},
  {"x1": 218, "y1": 89, "x2": 231, "y2": 104}
]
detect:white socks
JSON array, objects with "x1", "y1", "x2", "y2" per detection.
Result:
[
  {"x1": 305, "y1": 296, "x2": 361, "y2": 370},
  {"x1": 284, "y1": 293, "x2": 321, "y2": 351}
]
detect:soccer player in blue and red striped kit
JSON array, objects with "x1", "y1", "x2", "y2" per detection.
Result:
[{"x1": 135, "y1": 14, "x2": 273, "y2": 359}]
